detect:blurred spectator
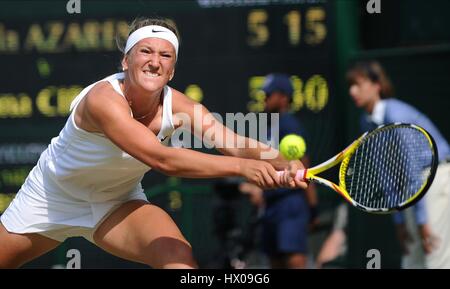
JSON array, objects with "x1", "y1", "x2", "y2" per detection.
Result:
[
  {"x1": 315, "y1": 203, "x2": 348, "y2": 269},
  {"x1": 240, "y1": 73, "x2": 318, "y2": 269},
  {"x1": 346, "y1": 60, "x2": 450, "y2": 268}
]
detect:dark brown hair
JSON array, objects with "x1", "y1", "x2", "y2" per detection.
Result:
[{"x1": 346, "y1": 60, "x2": 394, "y2": 98}]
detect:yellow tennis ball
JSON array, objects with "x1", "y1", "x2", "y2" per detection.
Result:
[{"x1": 279, "y1": 134, "x2": 306, "y2": 160}]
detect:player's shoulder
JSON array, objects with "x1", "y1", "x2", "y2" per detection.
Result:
[
  {"x1": 170, "y1": 87, "x2": 191, "y2": 103},
  {"x1": 84, "y1": 80, "x2": 128, "y2": 117},
  {"x1": 170, "y1": 86, "x2": 202, "y2": 113},
  {"x1": 86, "y1": 81, "x2": 124, "y2": 104},
  {"x1": 90, "y1": 79, "x2": 117, "y2": 94}
]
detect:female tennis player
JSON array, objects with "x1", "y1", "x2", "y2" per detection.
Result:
[{"x1": 0, "y1": 17, "x2": 307, "y2": 269}]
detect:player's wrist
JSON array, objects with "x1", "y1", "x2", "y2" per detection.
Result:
[
  {"x1": 268, "y1": 157, "x2": 289, "y2": 171},
  {"x1": 235, "y1": 158, "x2": 245, "y2": 177}
]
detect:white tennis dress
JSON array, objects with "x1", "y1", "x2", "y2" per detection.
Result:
[{"x1": 0, "y1": 72, "x2": 175, "y2": 243}]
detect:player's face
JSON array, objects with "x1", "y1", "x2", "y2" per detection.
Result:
[
  {"x1": 123, "y1": 38, "x2": 176, "y2": 93},
  {"x1": 349, "y1": 76, "x2": 380, "y2": 111}
]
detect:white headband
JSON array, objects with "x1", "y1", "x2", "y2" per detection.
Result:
[{"x1": 124, "y1": 25, "x2": 179, "y2": 57}]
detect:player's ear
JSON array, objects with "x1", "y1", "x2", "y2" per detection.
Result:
[
  {"x1": 169, "y1": 68, "x2": 175, "y2": 81},
  {"x1": 121, "y1": 55, "x2": 129, "y2": 71}
]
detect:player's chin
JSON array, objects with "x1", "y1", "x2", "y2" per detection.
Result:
[{"x1": 141, "y1": 79, "x2": 165, "y2": 91}]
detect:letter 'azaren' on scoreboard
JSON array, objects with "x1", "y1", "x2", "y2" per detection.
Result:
[{"x1": 0, "y1": 20, "x2": 131, "y2": 53}]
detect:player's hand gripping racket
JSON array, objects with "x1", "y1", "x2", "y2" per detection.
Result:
[{"x1": 277, "y1": 123, "x2": 438, "y2": 213}]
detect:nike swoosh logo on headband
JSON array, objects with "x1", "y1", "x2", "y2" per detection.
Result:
[{"x1": 152, "y1": 29, "x2": 164, "y2": 33}]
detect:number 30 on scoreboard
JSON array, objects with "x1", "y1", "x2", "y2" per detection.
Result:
[{"x1": 247, "y1": 75, "x2": 329, "y2": 113}]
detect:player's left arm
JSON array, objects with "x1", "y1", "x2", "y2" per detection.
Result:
[{"x1": 171, "y1": 90, "x2": 305, "y2": 185}]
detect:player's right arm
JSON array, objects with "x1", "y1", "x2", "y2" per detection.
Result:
[{"x1": 77, "y1": 82, "x2": 280, "y2": 189}]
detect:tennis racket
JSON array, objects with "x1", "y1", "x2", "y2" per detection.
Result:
[{"x1": 277, "y1": 123, "x2": 438, "y2": 213}]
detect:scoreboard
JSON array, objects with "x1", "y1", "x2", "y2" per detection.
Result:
[{"x1": 0, "y1": 0, "x2": 339, "y2": 212}]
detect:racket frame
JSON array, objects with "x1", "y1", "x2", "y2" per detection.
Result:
[{"x1": 303, "y1": 123, "x2": 439, "y2": 213}]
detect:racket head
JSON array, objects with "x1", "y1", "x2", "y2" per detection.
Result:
[{"x1": 338, "y1": 123, "x2": 438, "y2": 213}]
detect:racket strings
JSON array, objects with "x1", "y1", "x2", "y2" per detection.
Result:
[{"x1": 345, "y1": 126, "x2": 433, "y2": 210}]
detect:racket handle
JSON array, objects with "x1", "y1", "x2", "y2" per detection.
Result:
[{"x1": 276, "y1": 169, "x2": 306, "y2": 181}]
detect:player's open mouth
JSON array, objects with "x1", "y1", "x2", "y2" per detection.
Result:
[{"x1": 143, "y1": 71, "x2": 160, "y2": 78}]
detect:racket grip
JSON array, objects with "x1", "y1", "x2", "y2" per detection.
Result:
[{"x1": 276, "y1": 169, "x2": 306, "y2": 181}]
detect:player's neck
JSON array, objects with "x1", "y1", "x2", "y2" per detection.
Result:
[{"x1": 120, "y1": 80, "x2": 162, "y2": 120}]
